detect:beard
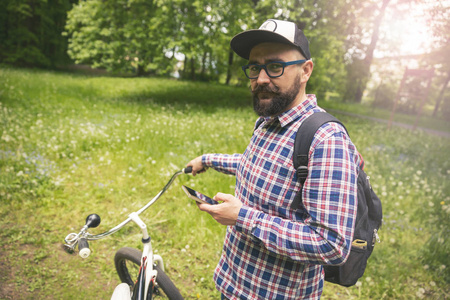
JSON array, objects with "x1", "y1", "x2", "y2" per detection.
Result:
[{"x1": 251, "y1": 74, "x2": 302, "y2": 117}]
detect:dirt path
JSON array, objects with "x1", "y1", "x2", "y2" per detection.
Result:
[{"x1": 328, "y1": 109, "x2": 450, "y2": 138}]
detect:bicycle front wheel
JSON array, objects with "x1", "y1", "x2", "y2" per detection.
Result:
[{"x1": 114, "y1": 247, "x2": 183, "y2": 300}]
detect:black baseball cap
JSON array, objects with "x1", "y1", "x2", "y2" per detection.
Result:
[{"x1": 230, "y1": 19, "x2": 311, "y2": 60}]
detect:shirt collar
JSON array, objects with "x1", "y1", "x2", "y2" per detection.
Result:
[{"x1": 277, "y1": 94, "x2": 318, "y2": 127}]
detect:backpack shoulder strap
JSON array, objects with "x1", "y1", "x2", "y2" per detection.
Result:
[
  {"x1": 254, "y1": 118, "x2": 265, "y2": 131},
  {"x1": 292, "y1": 112, "x2": 347, "y2": 209}
]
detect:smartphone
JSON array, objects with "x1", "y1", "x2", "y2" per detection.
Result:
[{"x1": 182, "y1": 185, "x2": 219, "y2": 205}]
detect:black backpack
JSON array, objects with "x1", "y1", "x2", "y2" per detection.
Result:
[{"x1": 292, "y1": 112, "x2": 383, "y2": 287}]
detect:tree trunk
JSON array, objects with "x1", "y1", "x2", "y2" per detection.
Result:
[
  {"x1": 226, "y1": 49, "x2": 234, "y2": 85},
  {"x1": 190, "y1": 57, "x2": 195, "y2": 80},
  {"x1": 201, "y1": 51, "x2": 207, "y2": 79},
  {"x1": 136, "y1": 64, "x2": 144, "y2": 77},
  {"x1": 433, "y1": 72, "x2": 450, "y2": 117},
  {"x1": 353, "y1": 0, "x2": 390, "y2": 103},
  {"x1": 182, "y1": 55, "x2": 188, "y2": 79}
]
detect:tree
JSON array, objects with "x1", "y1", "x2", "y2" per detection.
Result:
[
  {"x1": 65, "y1": 0, "x2": 179, "y2": 76},
  {"x1": 173, "y1": 0, "x2": 254, "y2": 82},
  {"x1": 343, "y1": 0, "x2": 390, "y2": 103},
  {"x1": 428, "y1": 1, "x2": 450, "y2": 117},
  {"x1": 0, "y1": 0, "x2": 74, "y2": 67},
  {"x1": 64, "y1": 0, "x2": 256, "y2": 79}
]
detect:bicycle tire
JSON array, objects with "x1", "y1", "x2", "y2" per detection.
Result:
[{"x1": 114, "y1": 247, "x2": 184, "y2": 300}]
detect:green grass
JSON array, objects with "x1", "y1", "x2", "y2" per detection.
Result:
[{"x1": 0, "y1": 66, "x2": 449, "y2": 299}]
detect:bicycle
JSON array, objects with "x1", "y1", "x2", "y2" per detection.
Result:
[{"x1": 63, "y1": 167, "x2": 193, "y2": 300}]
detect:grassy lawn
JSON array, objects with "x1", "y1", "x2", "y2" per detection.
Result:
[{"x1": 0, "y1": 67, "x2": 449, "y2": 299}]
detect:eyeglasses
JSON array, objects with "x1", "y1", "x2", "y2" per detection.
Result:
[{"x1": 242, "y1": 59, "x2": 307, "y2": 79}]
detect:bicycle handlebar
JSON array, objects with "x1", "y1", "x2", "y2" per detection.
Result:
[
  {"x1": 78, "y1": 238, "x2": 90, "y2": 258},
  {"x1": 63, "y1": 167, "x2": 192, "y2": 257}
]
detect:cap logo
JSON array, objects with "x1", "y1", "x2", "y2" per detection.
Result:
[
  {"x1": 230, "y1": 19, "x2": 310, "y2": 60},
  {"x1": 260, "y1": 20, "x2": 277, "y2": 32}
]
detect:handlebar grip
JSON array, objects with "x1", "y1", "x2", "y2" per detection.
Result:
[
  {"x1": 78, "y1": 238, "x2": 91, "y2": 258},
  {"x1": 184, "y1": 166, "x2": 193, "y2": 174}
]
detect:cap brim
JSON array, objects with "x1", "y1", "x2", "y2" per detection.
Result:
[{"x1": 230, "y1": 30, "x2": 297, "y2": 60}]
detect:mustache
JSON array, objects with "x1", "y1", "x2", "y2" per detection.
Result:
[{"x1": 251, "y1": 85, "x2": 280, "y2": 95}]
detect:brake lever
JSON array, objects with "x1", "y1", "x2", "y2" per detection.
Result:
[{"x1": 62, "y1": 243, "x2": 76, "y2": 255}]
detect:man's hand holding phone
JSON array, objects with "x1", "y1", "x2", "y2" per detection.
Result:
[
  {"x1": 182, "y1": 186, "x2": 243, "y2": 226},
  {"x1": 197, "y1": 192, "x2": 243, "y2": 226}
]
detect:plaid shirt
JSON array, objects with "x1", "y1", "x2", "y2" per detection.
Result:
[{"x1": 202, "y1": 95, "x2": 361, "y2": 299}]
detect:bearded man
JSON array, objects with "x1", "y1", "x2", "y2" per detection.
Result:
[{"x1": 187, "y1": 19, "x2": 361, "y2": 300}]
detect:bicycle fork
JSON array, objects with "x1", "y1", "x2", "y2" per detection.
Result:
[{"x1": 128, "y1": 212, "x2": 163, "y2": 300}]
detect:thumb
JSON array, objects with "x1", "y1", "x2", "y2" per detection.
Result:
[{"x1": 213, "y1": 193, "x2": 234, "y2": 203}]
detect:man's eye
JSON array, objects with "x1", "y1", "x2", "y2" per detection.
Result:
[
  {"x1": 267, "y1": 63, "x2": 283, "y2": 72},
  {"x1": 249, "y1": 65, "x2": 260, "y2": 72}
]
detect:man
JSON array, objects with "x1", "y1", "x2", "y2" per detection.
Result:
[{"x1": 187, "y1": 19, "x2": 361, "y2": 299}]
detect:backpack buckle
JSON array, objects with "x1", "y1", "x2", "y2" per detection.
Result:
[{"x1": 297, "y1": 166, "x2": 308, "y2": 180}]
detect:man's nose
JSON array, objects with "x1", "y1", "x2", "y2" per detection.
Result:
[{"x1": 256, "y1": 68, "x2": 271, "y2": 85}]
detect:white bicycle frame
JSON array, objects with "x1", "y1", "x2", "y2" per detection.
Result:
[
  {"x1": 111, "y1": 212, "x2": 164, "y2": 300},
  {"x1": 130, "y1": 212, "x2": 163, "y2": 298}
]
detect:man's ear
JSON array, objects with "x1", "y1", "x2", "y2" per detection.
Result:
[{"x1": 301, "y1": 60, "x2": 314, "y2": 83}]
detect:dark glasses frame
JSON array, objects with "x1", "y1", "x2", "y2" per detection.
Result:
[{"x1": 242, "y1": 59, "x2": 308, "y2": 79}]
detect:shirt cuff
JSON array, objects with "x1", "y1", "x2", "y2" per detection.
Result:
[
  {"x1": 235, "y1": 205, "x2": 260, "y2": 236},
  {"x1": 201, "y1": 154, "x2": 214, "y2": 168}
]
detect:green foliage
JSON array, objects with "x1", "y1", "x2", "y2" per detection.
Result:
[
  {"x1": 62, "y1": 0, "x2": 356, "y2": 100},
  {"x1": 0, "y1": 0, "x2": 73, "y2": 67},
  {"x1": 1, "y1": 67, "x2": 450, "y2": 299},
  {"x1": 291, "y1": 0, "x2": 349, "y2": 100},
  {"x1": 2, "y1": 0, "x2": 449, "y2": 117},
  {"x1": 65, "y1": 0, "x2": 171, "y2": 75},
  {"x1": 64, "y1": 0, "x2": 257, "y2": 78}
]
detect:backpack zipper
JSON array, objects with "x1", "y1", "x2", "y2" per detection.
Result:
[
  {"x1": 372, "y1": 229, "x2": 381, "y2": 246},
  {"x1": 367, "y1": 175, "x2": 373, "y2": 189}
]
